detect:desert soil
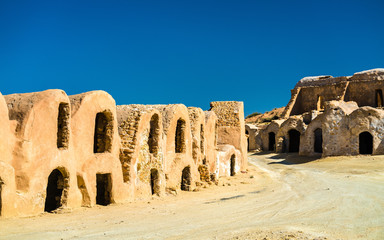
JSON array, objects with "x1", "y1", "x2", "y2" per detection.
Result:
[{"x1": 1, "y1": 153, "x2": 383, "y2": 240}]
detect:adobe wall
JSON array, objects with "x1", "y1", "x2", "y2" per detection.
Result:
[
  {"x1": 4, "y1": 90, "x2": 81, "y2": 216},
  {"x1": 275, "y1": 117, "x2": 306, "y2": 153},
  {"x1": 216, "y1": 144, "x2": 241, "y2": 177},
  {"x1": 284, "y1": 69, "x2": 384, "y2": 117},
  {"x1": 204, "y1": 111, "x2": 218, "y2": 174},
  {"x1": 260, "y1": 120, "x2": 284, "y2": 151},
  {"x1": 299, "y1": 113, "x2": 325, "y2": 156},
  {"x1": 153, "y1": 104, "x2": 198, "y2": 192},
  {"x1": 70, "y1": 91, "x2": 128, "y2": 206},
  {"x1": 209, "y1": 101, "x2": 247, "y2": 171},
  {"x1": 0, "y1": 89, "x2": 244, "y2": 218},
  {"x1": 0, "y1": 92, "x2": 17, "y2": 217},
  {"x1": 188, "y1": 107, "x2": 206, "y2": 166},
  {"x1": 116, "y1": 105, "x2": 165, "y2": 199},
  {"x1": 245, "y1": 124, "x2": 261, "y2": 151}
]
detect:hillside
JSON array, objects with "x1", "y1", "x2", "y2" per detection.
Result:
[{"x1": 245, "y1": 107, "x2": 285, "y2": 124}]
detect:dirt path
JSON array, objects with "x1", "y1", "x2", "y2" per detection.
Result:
[{"x1": 1, "y1": 153, "x2": 383, "y2": 240}]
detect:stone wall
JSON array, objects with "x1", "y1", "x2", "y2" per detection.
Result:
[
  {"x1": 209, "y1": 101, "x2": 247, "y2": 171},
  {"x1": 0, "y1": 89, "x2": 247, "y2": 218},
  {"x1": 284, "y1": 69, "x2": 384, "y2": 117}
]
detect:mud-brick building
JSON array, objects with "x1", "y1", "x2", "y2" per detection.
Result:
[
  {"x1": 260, "y1": 68, "x2": 384, "y2": 157},
  {"x1": 283, "y1": 69, "x2": 384, "y2": 118},
  {"x1": 0, "y1": 89, "x2": 247, "y2": 218}
]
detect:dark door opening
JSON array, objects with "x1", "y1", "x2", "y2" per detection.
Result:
[
  {"x1": 288, "y1": 129, "x2": 300, "y2": 153},
  {"x1": 268, "y1": 132, "x2": 276, "y2": 151},
  {"x1": 181, "y1": 166, "x2": 191, "y2": 191},
  {"x1": 376, "y1": 89, "x2": 383, "y2": 107},
  {"x1": 96, "y1": 173, "x2": 112, "y2": 206},
  {"x1": 314, "y1": 128, "x2": 323, "y2": 153},
  {"x1": 359, "y1": 132, "x2": 373, "y2": 154},
  {"x1": 45, "y1": 169, "x2": 65, "y2": 212},
  {"x1": 230, "y1": 154, "x2": 236, "y2": 176},
  {"x1": 150, "y1": 169, "x2": 160, "y2": 195}
]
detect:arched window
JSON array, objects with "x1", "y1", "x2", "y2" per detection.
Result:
[
  {"x1": 148, "y1": 114, "x2": 160, "y2": 154},
  {"x1": 94, "y1": 111, "x2": 113, "y2": 153},
  {"x1": 376, "y1": 89, "x2": 383, "y2": 107},
  {"x1": 317, "y1": 96, "x2": 325, "y2": 111},
  {"x1": 57, "y1": 103, "x2": 70, "y2": 149},
  {"x1": 175, "y1": 119, "x2": 186, "y2": 153}
]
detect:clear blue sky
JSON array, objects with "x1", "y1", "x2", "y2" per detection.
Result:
[{"x1": 1, "y1": 0, "x2": 383, "y2": 116}]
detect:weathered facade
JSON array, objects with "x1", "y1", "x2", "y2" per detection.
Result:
[
  {"x1": 259, "y1": 68, "x2": 384, "y2": 158},
  {"x1": 210, "y1": 101, "x2": 248, "y2": 172},
  {"x1": 0, "y1": 90, "x2": 247, "y2": 218}
]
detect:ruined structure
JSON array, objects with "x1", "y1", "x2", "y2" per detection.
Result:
[
  {"x1": 259, "y1": 68, "x2": 384, "y2": 157},
  {"x1": 0, "y1": 90, "x2": 247, "y2": 218},
  {"x1": 210, "y1": 101, "x2": 247, "y2": 175}
]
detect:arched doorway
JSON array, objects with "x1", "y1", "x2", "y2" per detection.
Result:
[
  {"x1": 359, "y1": 132, "x2": 373, "y2": 154},
  {"x1": 268, "y1": 132, "x2": 276, "y2": 151},
  {"x1": 45, "y1": 169, "x2": 66, "y2": 212},
  {"x1": 314, "y1": 128, "x2": 323, "y2": 153},
  {"x1": 150, "y1": 169, "x2": 160, "y2": 195},
  {"x1": 181, "y1": 166, "x2": 191, "y2": 191},
  {"x1": 288, "y1": 129, "x2": 300, "y2": 152},
  {"x1": 96, "y1": 173, "x2": 112, "y2": 206},
  {"x1": 230, "y1": 154, "x2": 236, "y2": 176}
]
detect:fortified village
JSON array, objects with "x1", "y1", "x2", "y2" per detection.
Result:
[
  {"x1": 0, "y1": 68, "x2": 383, "y2": 220},
  {"x1": 0, "y1": 90, "x2": 246, "y2": 217},
  {"x1": 246, "y1": 68, "x2": 384, "y2": 157}
]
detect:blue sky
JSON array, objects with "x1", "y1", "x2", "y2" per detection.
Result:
[{"x1": 1, "y1": 0, "x2": 383, "y2": 116}]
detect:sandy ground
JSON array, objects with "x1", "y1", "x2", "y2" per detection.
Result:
[{"x1": 1, "y1": 153, "x2": 383, "y2": 240}]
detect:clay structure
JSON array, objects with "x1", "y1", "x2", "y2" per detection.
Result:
[
  {"x1": 0, "y1": 90, "x2": 246, "y2": 218},
  {"x1": 252, "y1": 69, "x2": 384, "y2": 157}
]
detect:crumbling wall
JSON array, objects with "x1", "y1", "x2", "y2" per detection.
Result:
[
  {"x1": 4, "y1": 90, "x2": 81, "y2": 216},
  {"x1": 245, "y1": 124, "x2": 261, "y2": 151},
  {"x1": 216, "y1": 144, "x2": 241, "y2": 177},
  {"x1": 288, "y1": 80, "x2": 348, "y2": 116},
  {"x1": 209, "y1": 101, "x2": 247, "y2": 171},
  {"x1": 70, "y1": 91, "x2": 128, "y2": 206},
  {"x1": 188, "y1": 107, "x2": 206, "y2": 165},
  {"x1": 299, "y1": 113, "x2": 325, "y2": 156},
  {"x1": 0, "y1": 92, "x2": 17, "y2": 217},
  {"x1": 153, "y1": 104, "x2": 198, "y2": 193},
  {"x1": 204, "y1": 111, "x2": 218, "y2": 175},
  {"x1": 321, "y1": 101, "x2": 358, "y2": 157},
  {"x1": 117, "y1": 105, "x2": 165, "y2": 199},
  {"x1": 260, "y1": 120, "x2": 284, "y2": 151},
  {"x1": 275, "y1": 117, "x2": 306, "y2": 153}
]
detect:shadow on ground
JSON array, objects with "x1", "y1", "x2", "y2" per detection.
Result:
[{"x1": 250, "y1": 152, "x2": 321, "y2": 165}]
